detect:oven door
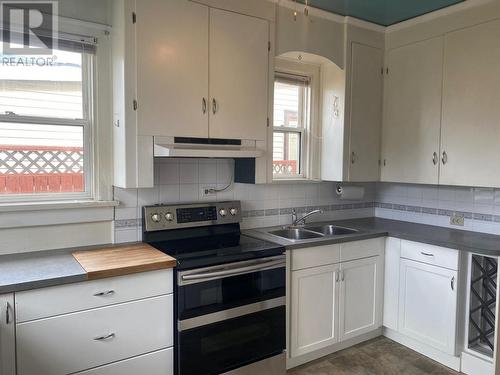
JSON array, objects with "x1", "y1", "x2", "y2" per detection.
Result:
[{"x1": 176, "y1": 256, "x2": 286, "y2": 375}]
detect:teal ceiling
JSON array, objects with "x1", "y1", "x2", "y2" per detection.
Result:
[{"x1": 296, "y1": 0, "x2": 465, "y2": 26}]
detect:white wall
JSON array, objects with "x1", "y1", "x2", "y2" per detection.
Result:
[{"x1": 58, "y1": 0, "x2": 112, "y2": 25}]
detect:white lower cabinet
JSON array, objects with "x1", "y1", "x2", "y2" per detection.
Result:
[
  {"x1": 289, "y1": 239, "x2": 384, "y2": 363},
  {"x1": 339, "y1": 256, "x2": 383, "y2": 342},
  {"x1": 15, "y1": 270, "x2": 174, "y2": 375},
  {"x1": 290, "y1": 264, "x2": 340, "y2": 357},
  {"x1": 74, "y1": 348, "x2": 173, "y2": 375},
  {"x1": 0, "y1": 294, "x2": 15, "y2": 375},
  {"x1": 398, "y1": 259, "x2": 458, "y2": 355}
]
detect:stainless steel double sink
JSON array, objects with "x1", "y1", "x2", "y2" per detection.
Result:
[{"x1": 268, "y1": 224, "x2": 358, "y2": 241}]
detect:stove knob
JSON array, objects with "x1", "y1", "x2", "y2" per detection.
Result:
[
  {"x1": 165, "y1": 212, "x2": 174, "y2": 221},
  {"x1": 230, "y1": 208, "x2": 238, "y2": 216},
  {"x1": 151, "y1": 213, "x2": 161, "y2": 223},
  {"x1": 219, "y1": 208, "x2": 227, "y2": 217}
]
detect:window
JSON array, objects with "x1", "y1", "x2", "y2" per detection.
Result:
[
  {"x1": 0, "y1": 38, "x2": 96, "y2": 201},
  {"x1": 273, "y1": 72, "x2": 311, "y2": 179}
]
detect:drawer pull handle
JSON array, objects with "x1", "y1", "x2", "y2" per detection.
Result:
[
  {"x1": 451, "y1": 276, "x2": 455, "y2": 291},
  {"x1": 93, "y1": 290, "x2": 115, "y2": 297},
  {"x1": 420, "y1": 252, "x2": 434, "y2": 257},
  {"x1": 94, "y1": 333, "x2": 115, "y2": 341}
]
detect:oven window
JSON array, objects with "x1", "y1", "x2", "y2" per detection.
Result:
[
  {"x1": 179, "y1": 307, "x2": 285, "y2": 375},
  {"x1": 177, "y1": 267, "x2": 285, "y2": 320}
]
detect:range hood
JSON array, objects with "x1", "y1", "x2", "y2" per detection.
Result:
[{"x1": 154, "y1": 136, "x2": 263, "y2": 158}]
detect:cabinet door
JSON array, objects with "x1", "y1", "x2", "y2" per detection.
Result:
[
  {"x1": 383, "y1": 237, "x2": 401, "y2": 331},
  {"x1": 339, "y1": 256, "x2": 383, "y2": 342},
  {"x1": 399, "y1": 259, "x2": 457, "y2": 354},
  {"x1": 441, "y1": 19, "x2": 500, "y2": 187},
  {"x1": 290, "y1": 264, "x2": 340, "y2": 357},
  {"x1": 0, "y1": 294, "x2": 15, "y2": 375},
  {"x1": 349, "y1": 43, "x2": 383, "y2": 182},
  {"x1": 381, "y1": 37, "x2": 443, "y2": 184},
  {"x1": 209, "y1": 8, "x2": 269, "y2": 141},
  {"x1": 136, "y1": 0, "x2": 209, "y2": 138}
]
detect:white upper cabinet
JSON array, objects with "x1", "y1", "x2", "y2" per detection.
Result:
[
  {"x1": 0, "y1": 294, "x2": 15, "y2": 375},
  {"x1": 135, "y1": 0, "x2": 209, "y2": 138},
  {"x1": 209, "y1": 8, "x2": 269, "y2": 141},
  {"x1": 381, "y1": 37, "x2": 444, "y2": 184},
  {"x1": 348, "y1": 43, "x2": 383, "y2": 182},
  {"x1": 440, "y1": 19, "x2": 500, "y2": 187}
]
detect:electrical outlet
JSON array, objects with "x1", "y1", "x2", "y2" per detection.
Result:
[
  {"x1": 450, "y1": 213, "x2": 465, "y2": 226},
  {"x1": 201, "y1": 186, "x2": 217, "y2": 197}
]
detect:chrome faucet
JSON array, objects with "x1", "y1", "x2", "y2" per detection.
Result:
[{"x1": 291, "y1": 208, "x2": 323, "y2": 226}]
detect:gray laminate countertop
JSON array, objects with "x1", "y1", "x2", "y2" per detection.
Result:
[
  {"x1": 245, "y1": 217, "x2": 500, "y2": 257},
  {"x1": 0, "y1": 248, "x2": 87, "y2": 294}
]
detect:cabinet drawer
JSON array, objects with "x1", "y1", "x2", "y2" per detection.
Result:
[
  {"x1": 74, "y1": 348, "x2": 173, "y2": 375},
  {"x1": 340, "y1": 238, "x2": 384, "y2": 263},
  {"x1": 16, "y1": 295, "x2": 173, "y2": 375},
  {"x1": 16, "y1": 269, "x2": 173, "y2": 322},
  {"x1": 291, "y1": 244, "x2": 340, "y2": 271},
  {"x1": 401, "y1": 240, "x2": 458, "y2": 270}
]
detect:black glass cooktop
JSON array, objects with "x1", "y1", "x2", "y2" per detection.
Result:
[{"x1": 145, "y1": 225, "x2": 284, "y2": 270}]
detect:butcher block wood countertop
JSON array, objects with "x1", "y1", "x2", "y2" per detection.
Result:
[{"x1": 73, "y1": 243, "x2": 176, "y2": 280}]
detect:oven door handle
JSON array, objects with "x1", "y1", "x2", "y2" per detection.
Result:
[{"x1": 181, "y1": 259, "x2": 285, "y2": 282}]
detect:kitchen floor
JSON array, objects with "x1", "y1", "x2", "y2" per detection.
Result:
[{"x1": 287, "y1": 337, "x2": 462, "y2": 375}]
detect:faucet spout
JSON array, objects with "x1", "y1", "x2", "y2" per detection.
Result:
[{"x1": 291, "y1": 209, "x2": 323, "y2": 226}]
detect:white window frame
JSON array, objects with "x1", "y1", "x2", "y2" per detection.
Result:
[
  {"x1": 0, "y1": 18, "x2": 110, "y2": 205},
  {"x1": 272, "y1": 57, "x2": 320, "y2": 182}
]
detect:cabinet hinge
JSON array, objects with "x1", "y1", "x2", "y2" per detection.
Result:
[
  {"x1": 268, "y1": 41, "x2": 271, "y2": 52},
  {"x1": 133, "y1": 100, "x2": 138, "y2": 111},
  {"x1": 132, "y1": 12, "x2": 136, "y2": 24}
]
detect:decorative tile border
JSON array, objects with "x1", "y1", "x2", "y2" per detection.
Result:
[
  {"x1": 375, "y1": 202, "x2": 500, "y2": 223},
  {"x1": 114, "y1": 201, "x2": 500, "y2": 230}
]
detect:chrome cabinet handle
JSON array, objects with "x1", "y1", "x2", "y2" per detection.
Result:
[
  {"x1": 432, "y1": 152, "x2": 438, "y2": 165},
  {"x1": 93, "y1": 290, "x2": 115, "y2": 297},
  {"x1": 420, "y1": 252, "x2": 434, "y2": 257},
  {"x1": 341, "y1": 270, "x2": 345, "y2": 282},
  {"x1": 202, "y1": 98, "x2": 207, "y2": 114},
  {"x1": 351, "y1": 152, "x2": 356, "y2": 164},
  {"x1": 442, "y1": 151, "x2": 448, "y2": 165},
  {"x1": 451, "y1": 276, "x2": 455, "y2": 291},
  {"x1": 212, "y1": 98, "x2": 218, "y2": 114},
  {"x1": 94, "y1": 333, "x2": 115, "y2": 341},
  {"x1": 335, "y1": 272, "x2": 339, "y2": 283},
  {"x1": 5, "y1": 302, "x2": 12, "y2": 324}
]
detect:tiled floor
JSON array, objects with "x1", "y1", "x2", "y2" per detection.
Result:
[{"x1": 287, "y1": 337, "x2": 462, "y2": 375}]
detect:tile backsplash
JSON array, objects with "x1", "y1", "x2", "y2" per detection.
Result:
[
  {"x1": 113, "y1": 160, "x2": 500, "y2": 243},
  {"x1": 376, "y1": 183, "x2": 500, "y2": 235},
  {"x1": 113, "y1": 158, "x2": 375, "y2": 243}
]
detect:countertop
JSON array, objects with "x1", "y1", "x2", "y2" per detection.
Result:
[
  {"x1": 3, "y1": 217, "x2": 500, "y2": 294},
  {"x1": 245, "y1": 217, "x2": 500, "y2": 257},
  {"x1": 0, "y1": 243, "x2": 176, "y2": 294}
]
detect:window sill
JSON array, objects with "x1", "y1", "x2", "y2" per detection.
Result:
[{"x1": 0, "y1": 200, "x2": 119, "y2": 213}]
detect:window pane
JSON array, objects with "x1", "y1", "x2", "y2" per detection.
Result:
[
  {"x1": 273, "y1": 131, "x2": 300, "y2": 176},
  {"x1": 0, "y1": 47, "x2": 84, "y2": 119},
  {"x1": 0, "y1": 122, "x2": 85, "y2": 194},
  {"x1": 273, "y1": 81, "x2": 301, "y2": 128}
]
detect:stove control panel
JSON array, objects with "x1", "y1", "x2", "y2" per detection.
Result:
[{"x1": 143, "y1": 201, "x2": 242, "y2": 232}]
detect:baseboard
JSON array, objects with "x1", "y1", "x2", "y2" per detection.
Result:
[
  {"x1": 286, "y1": 328, "x2": 382, "y2": 369},
  {"x1": 383, "y1": 327, "x2": 461, "y2": 371},
  {"x1": 461, "y1": 351, "x2": 494, "y2": 375}
]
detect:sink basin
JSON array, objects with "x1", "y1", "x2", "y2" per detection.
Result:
[
  {"x1": 305, "y1": 225, "x2": 358, "y2": 236},
  {"x1": 269, "y1": 228, "x2": 324, "y2": 241}
]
